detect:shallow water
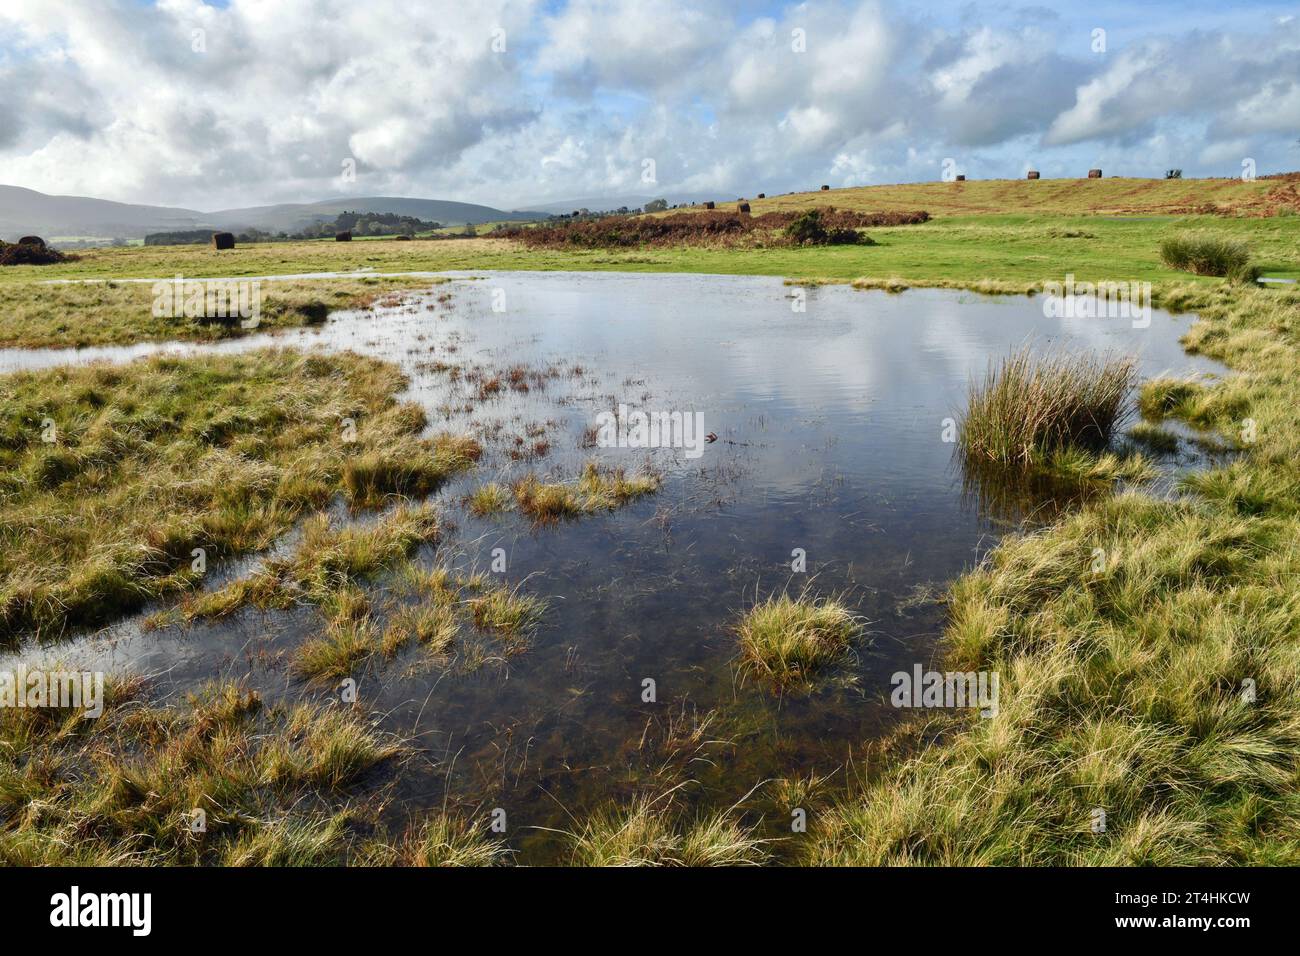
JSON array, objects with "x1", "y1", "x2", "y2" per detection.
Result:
[{"x1": 1, "y1": 272, "x2": 1227, "y2": 858}]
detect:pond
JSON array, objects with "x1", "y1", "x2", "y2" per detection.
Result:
[{"x1": 0, "y1": 272, "x2": 1227, "y2": 859}]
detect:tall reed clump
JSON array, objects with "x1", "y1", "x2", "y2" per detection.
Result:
[
  {"x1": 1159, "y1": 233, "x2": 1259, "y2": 283},
  {"x1": 959, "y1": 347, "x2": 1137, "y2": 470}
]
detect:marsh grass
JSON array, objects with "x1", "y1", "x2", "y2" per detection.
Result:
[
  {"x1": 465, "y1": 481, "x2": 513, "y2": 516},
  {"x1": 561, "y1": 793, "x2": 768, "y2": 866},
  {"x1": 394, "y1": 815, "x2": 510, "y2": 866},
  {"x1": 513, "y1": 461, "x2": 661, "y2": 523},
  {"x1": 809, "y1": 283, "x2": 1300, "y2": 866},
  {"x1": 342, "y1": 433, "x2": 480, "y2": 508},
  {"x1": 0, "y1": 680, "x2": 402, "y2": 865},
  {"x1": 1160, "y1": 233, "x2": 1259, "y2": 283},
  {"x1": 384, "y1": 603, "x2": 458, "y2": 656},
  {"x1": 959, "y1": 347, "x2": 1137, "y2": 469},
  {"x1": 0, "y1": 276, "x2": 432, "y2": 349},
  {"x1": 735, "y1": 592, "x2": 861, "y2": 690},
  {"x1": 467, "y1": 583, "x2": 546, "y2": 643},
  {"x1": 182, "y1": 504, "x2": 442, "y2": 620},
  {"x1": 0, "y1": 351, "x2": 475, "y2": 640}
]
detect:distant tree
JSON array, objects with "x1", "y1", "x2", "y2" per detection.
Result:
[{"x1": 643, "y1": 198, "x2": 668, "y2": 213}]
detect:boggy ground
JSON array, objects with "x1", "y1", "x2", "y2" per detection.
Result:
[{"x1": 1, "y1": 180, "x2": 1298, "y2": 865}]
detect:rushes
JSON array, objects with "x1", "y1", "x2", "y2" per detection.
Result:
[
  {"x1": 959, "y1": 347, "x2": 1137, "y2": 469},
  {"x1": 1160, "y1": 233, "x2": 1259, "y2": 283},
  {"x1": 735, "y1": 592, "x2": 861, "y2": 689}
]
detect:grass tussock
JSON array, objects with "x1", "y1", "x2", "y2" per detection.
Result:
[
  {"x1": 513, "y1": 462, "x2": 660, "y2": 523},
  {"x1": 0, "y1": 350, "x2": 468, "y2": 641},
  {"x1": 465, "y1": 481, "x2": 513, "y2": 516},
  {"x1": 182, "y1": 504, "x2": 442, "y2": 622},
  {"x1": 562, "y1": 793, "x2": 768, "y2": 866},
  {"x1": 736, "y1": 592, "x2": 862, "y2": 690},
  {"x1": 467, "y1": 583, "x2": 546, "y2": 642},
  {"x1": 342, "y1": 433, "x2": 480, "y2": 508},
  {"x1": 959, "y1": 347, "x2": 1137, "y2": 469},
  {"x1": 0, "y1": 680, "x2": 402, "y2": 865},
  {"x1": 1160, "y1": 233, "x2": 1259, "y2": 283},
  {"x1": 393, "y1": 815, "x2": 510, "y2": 866}
]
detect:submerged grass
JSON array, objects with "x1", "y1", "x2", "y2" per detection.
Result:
[
  {"x1": 513, "y1": 461, "x2": 661, "y2": 522},
  {"x1": 0, "y1": 680, "x2": 402, "y2": 865},
  {"x1": 561, "y1": 792, "x2": 768, "y2": 866},
  {"x1": 0, "y1": 350, "x2": 475, "y2": 640}
]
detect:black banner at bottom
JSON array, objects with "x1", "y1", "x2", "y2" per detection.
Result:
[{"x1": 0, "y1": 865, "x2": 1277, "y2": 941}]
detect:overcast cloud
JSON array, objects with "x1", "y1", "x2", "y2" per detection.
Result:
[{"x1": 0, "y1": 0, "x2": 1297, "y2": 209}]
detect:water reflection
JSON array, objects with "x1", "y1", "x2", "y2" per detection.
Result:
[{"x1": 0, "y1": 273, "x2": 1228, "y2": 857}]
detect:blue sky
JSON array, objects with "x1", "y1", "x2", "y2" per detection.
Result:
[{"x1": 0, "y1": 0, "x2": 1297, "y2": 210}]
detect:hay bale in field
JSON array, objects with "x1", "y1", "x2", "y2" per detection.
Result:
[
  {"x1": 17, "y1": 235, "x2": 45, "y2": 247},
  {"x1": 703, "y1": 201, "x2": 716, "y2": 210},
  {"x1": 757, "y1": 192, "x2": 766, "y2": 199},
  {"x1": 335, "y1": 231, "x2": 352, "y2": 242},
  {"x1": 1027, "y1": 170, "x2": 1040, "y2": 180},
  {"x1": 955, "y1": 175, "x2": 966, "y2": 182},
  {"x1": 738, "y1": 202, "x2": 751, "y2": 214},
  {"x1": 211, "y1": 232, "x2": 235, "y2": 250},
  {"x1": 820, "y1": 184, "x2": 830, "y2": 191},
  {"x1": 1088, "y1": 169, "x2": 1102, "y2": 178}
]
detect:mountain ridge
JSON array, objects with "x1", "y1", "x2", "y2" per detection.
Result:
[{"x1": 0, "y1": 185, "x2": 548, "y2": 240}]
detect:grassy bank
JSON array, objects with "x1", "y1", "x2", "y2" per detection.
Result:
[
  {"x1": 0, "y1": 275, "x2": 431, "y2": 349},
  {"x1": 804, "y1": 281, "x2": 1300, "y2": 865},
  {"x1": 0, "y1": 350, "x2": 477, "y2": 639}
]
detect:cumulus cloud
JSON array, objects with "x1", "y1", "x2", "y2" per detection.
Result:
[{"x1": 0, "y1": 0, "x2": 1296, "y2": 209}]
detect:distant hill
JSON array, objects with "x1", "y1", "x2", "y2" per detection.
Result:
[
  {"x1": 0, "y1": 185, "x2": 548, "y2": 241},
  {"x1": 202, "y1": 197, "x2": 548, "y2": 234},
  {"x1": 0, "y1": 185, "x2": 206, "y2": 240}
]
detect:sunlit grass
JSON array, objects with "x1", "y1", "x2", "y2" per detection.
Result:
[
  {"x1": 959, "y1": 347, "x2": 1137, "y2": 469},
  {"x1": 513, "y1": 461, "x2": 660, "y2": 522},
  {"x1": 735, "y1": 592, "x2": 861, "y2": 690}
]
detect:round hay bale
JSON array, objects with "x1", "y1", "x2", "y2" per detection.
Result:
[
  {"x1": 335, "y1": 231, "x2": 352, "y2": 242},
  {"x1": 737, "y1": 202, "x2": 751, "y2": 214},
  {"x1": 757, "y1": 192, "x2": 766, "y2": 199},
  {"x1": 703, "y1": 201, "x2": 716, "y2": 210},
  {"x1": 1088, "y1": 168, "x2": 1102, "y2": 178},
  {"x1": 17, "y1": 236, "x2": 46, "y2": 248},
  {"x1": 1027, "y1": 170, "x2": 1040, "y2": 180},
  {"x1": 211, "y1": 232, "x2": 235, "y2": 250},
  {"x1": 820, "y1": 184, "x2": 830, "y2": 191}
]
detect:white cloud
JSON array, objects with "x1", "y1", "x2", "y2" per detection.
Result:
[{"x1": 0, "y1": 0, "x2": 1297, "y2": 209}]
